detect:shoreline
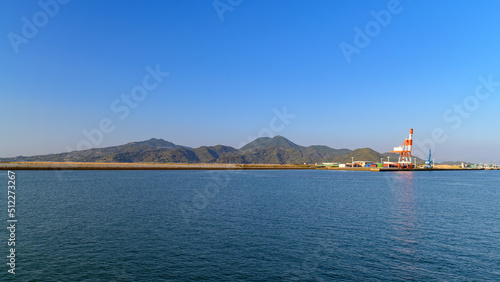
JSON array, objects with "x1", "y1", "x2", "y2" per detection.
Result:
[
  {"x1": 0, "y1": 162, "x2": 314, "y2": 170},
  {"x1": 0, "y1": 162, "x2": 495, "y2": 171}
]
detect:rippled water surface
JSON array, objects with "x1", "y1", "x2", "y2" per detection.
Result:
[{"x1": 3, "y1": 170, "x2": 500, "y2": 280}]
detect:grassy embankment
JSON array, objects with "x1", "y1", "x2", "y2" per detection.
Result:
[{"x1": 0, "y1": 161, "x2": 315, "y2": 170}]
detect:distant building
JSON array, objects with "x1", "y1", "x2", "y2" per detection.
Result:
[
  {"x1": 316, "y1": 162, "x2": 339, "y2": 167},
  {"x1": 383, "y1": 161, "x2": 398, "y2": 168}
]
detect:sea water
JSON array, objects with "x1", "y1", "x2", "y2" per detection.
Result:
[{"x1": 3, "y1": 170, "x2": 500, "y2": 280}]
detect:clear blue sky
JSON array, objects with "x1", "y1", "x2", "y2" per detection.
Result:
[{"x1": 2, "y1": 0, "x2": 500, "y2": 163}]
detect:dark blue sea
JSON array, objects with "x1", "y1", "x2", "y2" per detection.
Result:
[{"x1": 3, "y1": 170, "x2": 500, "y2": 281}]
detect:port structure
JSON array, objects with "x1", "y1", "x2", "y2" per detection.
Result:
[
  {"x1": 424, "y1": 149, "x2": 434, "y2": 169},
  {"x1": 391, "y1": 128, "x2": 413, "y2": 169}
]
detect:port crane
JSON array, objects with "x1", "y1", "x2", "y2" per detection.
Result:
[
  {"x1": 391, "y1": 128, "x2": 413, "y2": 169},
  {"x1": 424, "y1": 149, "x2": 434, "y2": 169}
]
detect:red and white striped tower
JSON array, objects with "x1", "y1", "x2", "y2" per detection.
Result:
[{"x1": 391, "y1": 128, "x2": 413, "y2": 169}]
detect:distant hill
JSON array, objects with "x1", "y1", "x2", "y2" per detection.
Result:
[
  {"x1": 333, "y1": 148, "x2": 387, "y2": 163},
  {"x1": 0, "y1": 136, "x2": 422, "y2": 164},
  {"x1": 128, "y1": 138, "x2": 188, "y2": 150},
  {"x1": 240, "y1": 136, "x2": 302, "y2": 151},
  {"x1": 439, "y1": 161, "x2": 473, "y2": 166},
  {"x1": 239, "y1": 136, "x2": 353, "y2": 164}
]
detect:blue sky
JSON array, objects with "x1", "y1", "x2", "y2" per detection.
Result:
[{"x1": 1, "y1": 0, "x2": 500, "y2": 163}]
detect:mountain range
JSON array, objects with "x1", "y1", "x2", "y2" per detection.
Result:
[{"x1": 1, "y1": 136, "x2": 421, "y2": 164}]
